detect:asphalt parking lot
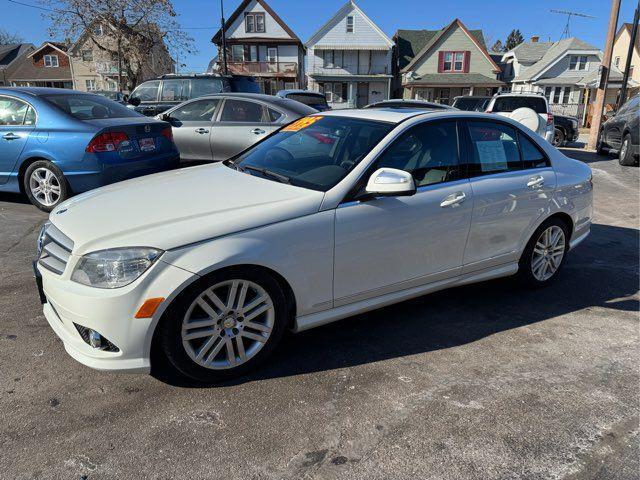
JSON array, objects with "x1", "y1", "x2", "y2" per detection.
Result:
[{"x1": 1, "y1": 148, "x2": 638, "y2": 480}]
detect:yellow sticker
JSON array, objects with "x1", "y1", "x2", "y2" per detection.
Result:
[{"x1": 282, "y1": 116, "x2": 323, "y2": 132}]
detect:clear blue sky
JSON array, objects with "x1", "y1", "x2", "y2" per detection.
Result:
[{"x1": 1, "y1": 0, "x2": 638, "y2": 72}]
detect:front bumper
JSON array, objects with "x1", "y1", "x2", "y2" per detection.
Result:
[{"x1": 38, "y1": 256, "x2": 194, "y2": 373}]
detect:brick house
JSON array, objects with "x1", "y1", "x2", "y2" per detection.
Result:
[{"x1": 8, "y1": 42, "x2": 73, "y2": 89}]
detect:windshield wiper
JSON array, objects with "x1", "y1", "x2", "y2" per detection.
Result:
[{"x1": 242, "y1": 165, "x2": 291, "y2": 184}]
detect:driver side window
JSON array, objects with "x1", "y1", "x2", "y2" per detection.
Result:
[{"x1": 373, "y1": 121, "x2": 460, "y2": 187}]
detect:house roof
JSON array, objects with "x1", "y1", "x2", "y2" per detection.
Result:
[
  {"x1": 506, "y1": 41, "x2": 554, "y2": 64},
  {"x1": 26, "y1": 42, "x2": 70, "y2": 59},
  {"x1": 403, "y1": 72, "x2": 504, "y2": 86},
  {"x1": 399, "y1": 19, "x2": 499, "y2": 73},
  {"x1": 511, "y1": 37, "x2": 600, "y2": 82},
  {"x1": 0, "y1": 43, "x2": 34, "y2": 68},
  {"x1": 305, "y1": 0, "x2": 393, "y2": 48},
  {"x1": 395, "y1": 27, "x2": 485, "y2": 71},
  {"x1": 211, "y1": 0, "x2": 301, "y2": 44}
]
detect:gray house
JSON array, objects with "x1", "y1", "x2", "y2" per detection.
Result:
[{"x1": 0, "y1": 43, "x2": 35, "y2": 86}]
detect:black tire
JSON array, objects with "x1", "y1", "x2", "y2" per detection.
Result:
[
  {"x1": 518, "y1": 217, "x2": 570, "y2": 288},
  {"x1": 553, "y1": 127, "x2": 565, "y2": 147},
  {"x1": 23, "y1": 160, "x2": 70, "y2": 212},
  {"x1": 157, "y1": 267, "x2": 288, "y2": 383},
  {"x1": 618, "y1": 133, "x2": 637, "y2": 166},
  {"x1": 596, "y1": 132, "x2": 608, "y2": 156}
]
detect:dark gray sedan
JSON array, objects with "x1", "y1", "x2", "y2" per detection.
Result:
[{"x1": 157, "y1": 93, "x2": 316, "y2": 162}]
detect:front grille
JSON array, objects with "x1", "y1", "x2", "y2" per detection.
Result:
[{"x1": 38, "y1": 224, "x2": 74, "y2": 275}]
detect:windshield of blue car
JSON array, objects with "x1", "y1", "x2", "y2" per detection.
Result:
[
  {"x1": 43, "y1": 94, "x2": 141, "y2": 120},
  {"x1": 230, "y1": 116, "x2": 394, "y2": 191}
]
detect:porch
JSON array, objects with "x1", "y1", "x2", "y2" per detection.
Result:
[
  {"x1": 404, "y1": 85, "x2": 501, "y2": 105},
  {"x1": 308, "y1": 75, "x2": 392, "y2": 109}
]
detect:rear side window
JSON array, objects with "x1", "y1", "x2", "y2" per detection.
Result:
[
  {"x1": 467, "y1": 121, "x2": 522, "y2": 175},
  {"x1": 220, "y1": 99, "x2": 264, "y2": 122},
  {"x1": 519, "y1": 133, "x2": 549, "y2": 169},
  {"x1": 267, "y1": 107, "x2": 284, "y2": 122},
  {"x1": 492, "y1": 96, "x2": 547, "y2": 113},
  {"x1": 131, "y1": 81, "x2": 159, "y2": 102},
  {"x1": 190, "y1": 78, "x2": 225, "y2": 98},
  {"x1": 160, "y1": 79, "x2": 189, "y2": 102}
]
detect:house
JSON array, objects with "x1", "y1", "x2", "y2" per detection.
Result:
[
  {"x1": 0, "y1": 43, "x2": 34, "y2": 86},
  {"x1": 612, "y1": 22, "x2": 640, "y2": 96},
  {"x1": 305, "y1": 0, "x2": 394, "y2": 108},
  {"x1": 396, "y1": 19, "x2": 504, "y2": 104},
  {"x1": 502, "y1": 36, "x2": 634, "y2": 123},
  {"x1": 212, "y1": 0, "x2": 304, "y2": 94},
  {"x1": 68, "y1": 23, "x2": 174, "y2": 93},
  {"x1": 7, "y1": 42, "x2": 73, "y2": 89}
]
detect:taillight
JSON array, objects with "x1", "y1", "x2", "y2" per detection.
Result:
[
  {"x1": 546, "y1": 113, "x2": 554, "y2": 126},
  {"x1": 86, "y1": 132, "x2": 129, "y2": 153},
  {"x1": 161, "y1": 126, "x2": 173, "y2": 143}
]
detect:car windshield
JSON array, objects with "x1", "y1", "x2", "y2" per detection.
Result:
[
  {"x1": 230, "y1": 116, "x2": 394, "y2": 191},
  {"x1": 493, "y1": 96, "x2": 547, "y2": 113},
  {"x1": 44, "y1": 94, "x2": 141, "y2": 120}
]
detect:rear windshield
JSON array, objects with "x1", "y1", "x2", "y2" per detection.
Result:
[
  {"x1": 231, "y1": 116, "x2": 393, "y2": 191},
  {"x1": 453, "y1": 97, "x2": 488, "y2": 111},
  {"x1": 44, "y1": 94, "x2": 141, "y2": 120},
  {"x1": 492, "y1": 96, "x2": 547, "y2": 113},
  {"x1": 230, "y1": 76, "x2": 261, "y2": 93},
  {"x1": 287, "y1": 93, "x2": 328, "y2": 107}
]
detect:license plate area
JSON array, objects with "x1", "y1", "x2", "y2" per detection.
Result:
[{"x1": 139, "y1": 137, "x2": 155, "y2": 152}]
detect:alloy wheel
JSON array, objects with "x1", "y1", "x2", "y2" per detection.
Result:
[
  {"x1": 531, "y1": 225, "x2": 566, "y2": 281},
  {"x1": 620, "y1": 138, "x2": 629, "y2": 160},
  {"x1": 181, "y1": 279, "x2": 275, "y2": 370},
  {"x1": 29, "y1": 167, "x2": 61, "y2": 207}
]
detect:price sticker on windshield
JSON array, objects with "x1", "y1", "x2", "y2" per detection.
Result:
[{"x1": 282, "y1": 116, "x2": 323, "y2": 132}]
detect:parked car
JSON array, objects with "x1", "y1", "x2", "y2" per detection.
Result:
[
  {"x1": 156, "y1": 93, "x2": 316, "y2": 162},
  {"x1": 93, "y1": 90, "x2": 126, "y2": 104},
  {"x1": 486, "y1": 92, "x2": 555, "y2": 143},
  {"x1": 597, "y1": 94, "x2": 639, "y2": 166},
  {"x1": 552, "y1": 114, "x2": 579, "y2": 147},
  {"x1": 451, "y1": 95, "x2": 492, "y2": 111},
  {"x1": 0, "y1": 87, "x2": 179, "y2": 211},
  {"x1": 35, "y1": 109, "x2": 592, "y2": 382},
  {"x1": 276, "y1": 90, "x2": 330, "y2": 111},
  {"x1": 364, "y1": 99, "x2": 455, "y2": 110},
  {"x1": 127, "y1": 74, "x2": 260, "y2": 117}
]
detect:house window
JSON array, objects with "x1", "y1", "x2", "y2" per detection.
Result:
[
  {"x1": 562, "y1": 86, "x2": 572, "y2": 104},
  {"x1": 346, "y1": 15, "x2": 354, "y2": 33},
  {"x1": 81, "y1": 50, "x2": 93, "y2": 62},
  {"x1": 544, "y1": 86, "x2": 553, "y2": 102},
  {"x1": 267, "y1": 47, "x2": 277, "y2": 64},
  {"x1": 569, "y1": 55, "x2": 588, "y2": 70},
  {"x1": 249, "y1": 45, "x2": 258, "y2": 62},
  {"x1": 85, "y1": 79, "x2": 96, "y2": 91},
  {"x1": 553, "y1": 87, "x2": 561, "y2": 104},
  {"x1": 323, "y1": 50, "x2": 334, "y2": 68},
  {"x1": 44, "y1": 55, "x2": 59, "y2": 67},
  {"x1": 319, "y1": 82, "x2": 347, "y2": 103},
  {"x1": 441, "y1": 51, "x2": 466, "y2": 72},
  {"x1": 245, "y1": 13, "x2": 265, "y2": 33},
  {"x1": 231, "y1": 45, "x2": 244, "y2": 62}
]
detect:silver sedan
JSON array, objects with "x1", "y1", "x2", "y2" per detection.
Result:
[{"x1": 158, "y1": 93, "x2": 317, "y2": 162}]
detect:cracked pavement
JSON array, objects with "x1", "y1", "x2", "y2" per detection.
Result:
[{"x1": 0, "y1": 148, "x2": 638, "y2": 479}]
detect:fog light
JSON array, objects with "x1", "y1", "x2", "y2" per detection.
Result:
[{"x1": 89, "y1": 330, "x2": 103, "y2": 349}]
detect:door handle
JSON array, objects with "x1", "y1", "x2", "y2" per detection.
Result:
[
  {"x1": 527, "y1": 175, "x2": 545, "y2": 189},
  {"x1": 194, "y1": 128, "x2": 209, "y2": 134},
  {"x1": 440, "y1": 191, "x2": 466, "y2": 207},
  {"x1": 2, "y1": 133, "x2": 20, "y2": 141},
  {"x1": 252, "y1": 128, "x2": 266, "y2": 135}
]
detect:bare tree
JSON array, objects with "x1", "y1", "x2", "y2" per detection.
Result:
[
  {"x1": 40, "y1": 0, "x2": 194, "y2": 90},
  {"x1": 491, "y1": 40, "x2": 504, "y2": 52},
  {"x1": 0, "y1": 29, "x2": 24, "y2": 44}
]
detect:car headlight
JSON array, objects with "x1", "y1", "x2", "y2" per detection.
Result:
[
  {"x1": 36, "y1": 221, "x2": 51, "y2": 255},
  {"x1": 71, "y1": 247, "x2": 163, "y2": 289}
]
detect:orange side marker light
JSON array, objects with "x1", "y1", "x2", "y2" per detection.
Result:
[{"x1": 135, "y1": 297, "x2": 165, "y2": 319}]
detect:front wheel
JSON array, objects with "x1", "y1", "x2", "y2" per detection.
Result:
[
  {"x1": 618, "y1": 133, "x2": 637, "y2": 166},
  {"x1": 553, "y1": 128, "x2": 565, "y2": 147},
  {"x1": 518, "y1": 218, "x2": 569, "y2": 288},
  {"x1": 158, "y1": 268, "x2": 288, "y2": 383},
  {"x1": 596, "y1": 133, "x2": 608, "y2": 156},
  {"x1": 23, "y1": 160, "x2": 69, "y2": 212}
]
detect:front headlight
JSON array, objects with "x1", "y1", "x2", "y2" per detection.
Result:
[
  {"x1": 71, "y1": 247, "x2": 162, "y2": 289},
  {"x1": 36, "y1": 221, "x2": 51, "y2": 255}
]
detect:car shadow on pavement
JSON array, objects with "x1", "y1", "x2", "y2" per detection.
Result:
[
  {"x1": 151, "y1": 222, "x2": 639, "y2": 388},
  {"x1": 0, "y1": 191, "x2": 31, "y2": 205}
]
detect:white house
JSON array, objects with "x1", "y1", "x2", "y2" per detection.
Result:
[{"x1": 305, "y1": 0, "x2": 394, "y2": 108}]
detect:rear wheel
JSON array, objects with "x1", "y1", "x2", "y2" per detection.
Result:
[
  {"x1": 618, "y1": 133, "x2": 637, "y2": 166},
  {"x1": 553, "y1": 128, "x2": 565, "y2": 147},
  {"x1": 518, "y1": 218, "x2": 569, "y2": 288},
  {"x1": 23, "y1": 160, "x2": 69, "y2": 212},
  {"x1": 158, "y1": 268, "x2": 288, "y2": 383}
]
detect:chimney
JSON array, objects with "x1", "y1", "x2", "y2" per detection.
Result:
[{"x1": 530, "y1": 35, "x2": 539, "y2": 43}]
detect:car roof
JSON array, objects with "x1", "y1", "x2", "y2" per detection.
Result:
[
  {"x1": 453, "y1": 95, "x2": 491, "y2": 99},
  {"x1": 313, "y1": 108, "x2": 430, "y2": 123},
  {"x1": 175, "y1": 92, "x2": 317, "y2": 115},
  {"x1": 366, "y1": 100, "x2": 456, "y2": 110},
  {"x1": 0, "y1": 87, "x2": 88, "y2": 97},
  {"x1": 277, "y1": 89, "x2": 325, "y2": 97}
]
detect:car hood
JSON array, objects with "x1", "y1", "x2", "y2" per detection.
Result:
[{"x1": 49, "y1": 163, "x2": 324, "y2": 255}]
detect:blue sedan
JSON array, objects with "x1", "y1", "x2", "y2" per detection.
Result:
[{"x1": 0, "y1": 87, "x2": 179, "y2": 211}]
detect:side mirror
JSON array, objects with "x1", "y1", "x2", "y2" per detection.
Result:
[
  {"x1": 365, "y1": 168, "x2": 416, "y2": 197},
  {"x1": 128, "y1": 96, "x2": 141, "y2": 107},
  {"x1": 161, "y1": 113, "x2": 172, "y2": 121},
  {"x1": 122, "y1": 94, "x2": 129, "y2": 102}
]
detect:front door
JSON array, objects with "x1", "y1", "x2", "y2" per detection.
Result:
[
  {"x1": 211, "y1": 98, "x2": 279, "y2": 161},
  {"x1": 334, "y1": 120, "x2": 473, "y2": 305},
  {"x1": 167, "y1": 98, "x2": 220, "y2": 162},
  {"x1": 0, "y1": 96, "x2": 35, "y2": 184},
  {"x1": 462, "y1": 120, "x2": 557, "y2": 271},
  {"x1": 356, "y1": 82, "x2": 369, "y2": 108}
]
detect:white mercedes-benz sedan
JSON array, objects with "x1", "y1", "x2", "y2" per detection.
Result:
[{"x1": 35, "y1": 109, "x2": 593, "y2": 382}]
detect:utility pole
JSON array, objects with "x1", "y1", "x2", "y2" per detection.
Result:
[
  {"x1": 220, "y1": 0, "x2": 228, "y2": 75},
  {"x1": 618, "y1": 2, "x2": 640, "y2": 109},
  {"x1": 587, "y1": 0, "x2": 621, "y2": 151}
]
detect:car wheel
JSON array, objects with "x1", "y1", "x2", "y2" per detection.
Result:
[
  {"x1": 553, "y1": 128, "x2": 565, "y2": 147},
  {"x1": 518, "y1": 218, "x2": 569, "y2": 288},
  {"x1": 596, "y1": 133, "x2": 609, "y2": 156},
  {"x1": 158, "y1": 267, "x2": 288, "y2": 383},
  {"x1": 618, "y1": 133, "x2": 637, "y2": 166},
  {"x1": 23, "y1": 160, "x2": 69, "y2": 212}
]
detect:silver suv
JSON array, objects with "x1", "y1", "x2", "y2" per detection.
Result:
[{"x1": 486, "y1": 93, "x2": 555, "y2": 143}]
